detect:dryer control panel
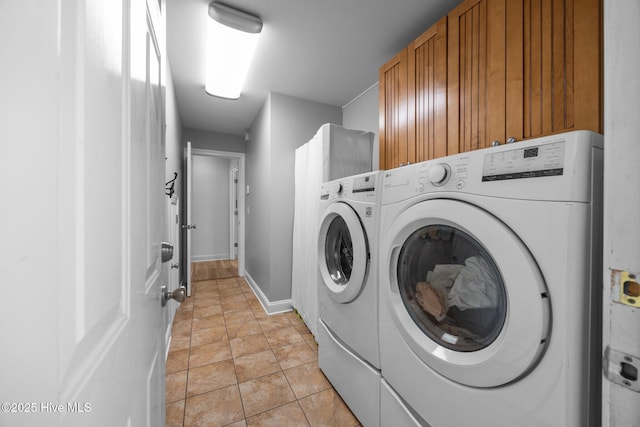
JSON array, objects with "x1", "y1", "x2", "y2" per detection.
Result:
[{"x1": 320, "y1": 171, "x2": 383, "y2": 203}]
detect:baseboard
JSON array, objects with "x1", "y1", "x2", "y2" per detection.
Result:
[
  {"x1": 192, "y1": 254, "x2": 230, "y2": 262},
  {"x1": 243, "y1": 272, "x2": 292, "y2": 315}
]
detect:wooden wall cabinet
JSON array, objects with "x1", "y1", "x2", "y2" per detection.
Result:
[
  {"x1": 409, "y1": 17, "x2": 448, "y2": 163},
  {"x1": 379, "y1": 48, "x2": 409, "y2": 169},
  {"x1": 447, "y1": 0, "x2": 602, "y2": 154},
  {"x1": 379, "y1": 0, "x2": 602, "y2": 169},
  {"x1": 379, "y1": 16, "x2": 448, "y2": 169},
  {"x1": 447, "y1": 0, "x2": 506, "y2": 154}
]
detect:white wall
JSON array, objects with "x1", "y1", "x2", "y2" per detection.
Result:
[
  {"x1": 245, "y1": 95, "x2": 272, "y2": 295},
  {"x1": 192, "y1": 155, "x2": 231, "y2": 261},
  {"x1": 165, "y1": 64, "x2": 183, "y2": 200},
  {"x1": 245, "y1": 92, "x2": 342, "y2": 305},
  {"x1": 343, "y1": 83, "x2": 380, "y2": 170},
  {"x1": 269, "y1": 93, "x2": 343, "y2": 302},
  {"x1": 184, "y1": 127, "x2": 245, "y2": 152}
]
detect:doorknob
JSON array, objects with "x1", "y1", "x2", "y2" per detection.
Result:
[
  {"x1": 161, "y1": 286, "x2": 186, "y2": 307},
  {"x1": 171, "y1": 263, "x2": 179, "y2": 269}
]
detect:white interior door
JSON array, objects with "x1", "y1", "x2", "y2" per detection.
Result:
[
  {"x1": 186, "y1": 141, "x2": 193, "y2": 296},
  {"x1": 165, "y1": 195, "x2": 181, "y2": 338},
  {"x1": 168, "y1": 197, "x2": 181, "y2": 291},
  {"x1": 231, "y1": 167, "x2": 239, "y2": 260},
  {"x1": 0, "y1": 1, "x2": 167, "y2": 426}
]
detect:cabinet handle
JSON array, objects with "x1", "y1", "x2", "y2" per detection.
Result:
[
  {"x1": 506, "y1": 136, "x2": 517, "y2": 144},
  {"x1": 491, "y1": 140, "x2": 501, "y2": 147}
]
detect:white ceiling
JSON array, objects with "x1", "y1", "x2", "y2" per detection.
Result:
[{"x1": 166, "y1": 0, "x2": 455, "y2": 135}]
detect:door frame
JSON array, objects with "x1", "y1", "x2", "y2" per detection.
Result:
[
  {"x1": 229, "y1": 166, "x2": 239, "y2": 260},
  {"x1": 188, "y1": 148, "x2": 246, "y2": 277}
]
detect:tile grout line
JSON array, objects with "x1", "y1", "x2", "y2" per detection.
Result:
[
  {"x1": 168, "y1": 260, "x2": 359, "y2": 426},
  {"x1": 217, "y1": 278, "x2": 248, "y2": 424}
]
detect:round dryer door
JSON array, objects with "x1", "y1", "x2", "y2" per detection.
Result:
[
  {"x1": 384, "y1": 199, "x2": 550, "y2": 388},
  {"x1": 318, "y1": 202, "x2": 368, "y2": 303}
]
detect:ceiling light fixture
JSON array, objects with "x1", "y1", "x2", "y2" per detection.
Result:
[{"x1": 206, "y1": 2, "x2": 262, "y2": 100}]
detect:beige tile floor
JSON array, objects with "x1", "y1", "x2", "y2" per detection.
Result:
[{"x1": 166, "y1": 261, "x2": 361, "y2": 427}]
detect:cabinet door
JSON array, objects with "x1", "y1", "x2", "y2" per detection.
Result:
[
  {"x1": 408, "y1": 16, "x2": 448, "y2": 162},
  {"x1": 517, "y1": 0, "x2": 602, "y2": 138},
  {"x1": 447, "y1": 0, "x2": 507, "y2": 154},
  {"x1": 379, "y1": 48, "x2": 409, "y2": 169}
]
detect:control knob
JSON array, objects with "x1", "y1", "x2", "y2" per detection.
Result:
[{"x1": 428, "y1": 163, "x2": 450, "y2": 186}]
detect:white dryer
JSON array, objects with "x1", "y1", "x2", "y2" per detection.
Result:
[
  {"x1": 378, "y1": 131, "x2": 603, "y2": 426},
  {"x1": 317, "y1": 170, "x2": 383, "y2": 427}
]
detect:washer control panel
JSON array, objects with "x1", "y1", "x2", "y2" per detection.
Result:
[
  {"x1": 482, "y1": 141, "x2": 565, "y2": 181},
  {"x1": 382, "y1": 131, "x2": 599, "y2": 205}
]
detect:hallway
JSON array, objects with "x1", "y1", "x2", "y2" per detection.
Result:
[{"x1": 165, "y1": 261, "x2": 361, "y2": 426}]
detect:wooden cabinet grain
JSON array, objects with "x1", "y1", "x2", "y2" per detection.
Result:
[
  {"x1": 519, "y1": 0, "x2": 602, "y2": 138},
  {"x1": 447, "y1": 0, "x2": 506, "y2": 154},
  {"x1": 447, "y1": 0, "x2": 602, "y2": 153},
  {"x1": 379, "y1": 0, "x2": 602, "y2": 169},
  {"x1": 409, "y1": 16, "x2": 448, "y2": 163},
  {"x1": 379, "y1": 48, "x2": 408, "y2": 170},
  {"x1": 379, "y1": 17, "x2": 447, "y2": 169}
]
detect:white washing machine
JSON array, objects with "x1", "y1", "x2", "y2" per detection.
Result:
[
  {"x1": 378, "y1": 131, "x2": 603, "y2": 427},
  {"x1": 317, "y1": 170, "x2": 383, "y2": 427}
]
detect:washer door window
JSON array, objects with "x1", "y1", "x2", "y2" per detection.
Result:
[
  {"x1": 398, "y1": 225, "x2": 507, "y2": 353},
  {"x1": 384, "y1": 199, "x2": 550, "y2": 388},
  {"x1": 319, "y1": 202, "x2": 368, "y2": 304}
]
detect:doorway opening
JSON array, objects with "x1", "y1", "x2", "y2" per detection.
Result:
[{"x1": 184, "y1": 145, "x2": 246, "y2": 292}]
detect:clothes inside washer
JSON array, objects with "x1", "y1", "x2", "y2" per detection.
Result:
[
  {"x1": 325, "y1": 216, "x2": 354, "y2": 285},
  {"x1": 415, "y1": 282, "x2": 447, "y2": 321},
  {"x1": 414, "y1": 264, "x2": 463, "y2": 320},
  {"x1": 398, "y1": 225, "x2": 507, "y2": 351},
  {"x1": 447, "y1": 256, "x2": 500, "y2": 311},
  {"x1": 414, "y1": 256, "x2": 499, "y2": 318}
]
